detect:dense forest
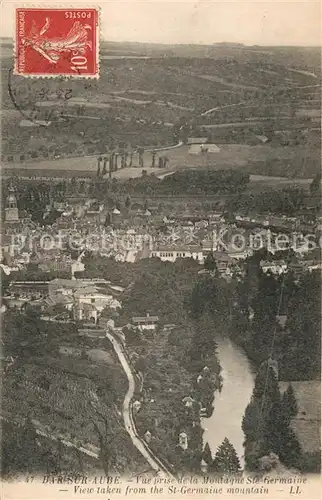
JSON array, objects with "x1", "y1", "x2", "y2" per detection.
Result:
[
  {"x1": 242, "y1": 367, "x2": 302, "y2": 471},
  {"x1": 187, "y1": 251, "x2": 321, "y2": 472},
  {"x1": 124, "y1": 169, "x2": 250, "y2": 196},
  {"x1": 188, "y1": 252, "x2": 321, "y2": 381}
]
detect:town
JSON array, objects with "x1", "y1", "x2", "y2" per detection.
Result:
[{"x1": 1, "y1": 16, "x2": 321, "y2": 487}]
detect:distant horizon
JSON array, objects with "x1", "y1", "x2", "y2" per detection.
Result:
[
  {"x1": 0, "y1": 35, "x2": 320, "y2": 49},
  {"x1": 0, "y1": 1, "x2": 320, "y2": 47}
]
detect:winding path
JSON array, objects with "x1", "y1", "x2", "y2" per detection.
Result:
[{"x1": 105, "y1": 330, "x2": 175, "y2": 479}]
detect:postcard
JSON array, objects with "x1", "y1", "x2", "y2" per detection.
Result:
[{"x1": 0, "y1": 1, "x2": 321, "y2": 499}]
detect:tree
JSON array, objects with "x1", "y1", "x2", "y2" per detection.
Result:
[
  {"x1": 1, "y1": 267, "x2": 10, "y2": 299},
  {"x1": 104, "y1": 212, "x2": 112, "y2": 227},
  {"x1": 212, "y1": 438, "x2": 241, "y2": 473},
  {"x1": 310, "y1": 172, "x2": 321, "y2": 196},
  {"x1": 281, "y1": 384, "x2": 298, "y2": 420},
  {"x1": 252, "y1": 365, "x2": 280, "y2": 402},
  {"x1": 202, "y1": 442, "x2": 213, "y2": 465},
  {"x1": 263, "y1": 397, "x2": 302, "y2": 469},
  {"x1": 97, "y1": 159, "x2": 101, "y2": 177},
  {"x1": 125, "y1": 196, "x2": 131, "y2": 209},
  {"x1": 102, "y1": 159, "x2": 107, "y2": 176},
  {"x1": 204, "y1": 252, "x2": 218, "y2": 274}
]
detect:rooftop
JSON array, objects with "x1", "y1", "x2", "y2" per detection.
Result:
[{"x1": 132, "y1": 315, "x2": 159, "y2": 323}]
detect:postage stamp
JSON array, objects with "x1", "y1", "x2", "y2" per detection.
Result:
[{"x1": 14, "y1": 7, "x2": 99, "y2": 78}]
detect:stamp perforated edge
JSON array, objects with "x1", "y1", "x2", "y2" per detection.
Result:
[{"x1": 13, "y1": 5, "x2": 101, "y2": 79}]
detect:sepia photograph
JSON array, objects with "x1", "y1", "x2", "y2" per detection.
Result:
[{"x1": 0, "y1": 1, "x2": 321, "y2": 498}]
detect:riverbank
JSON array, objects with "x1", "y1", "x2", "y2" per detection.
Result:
[{"x1": 201, "y1": 337, "x2": 255, "y2": 468}]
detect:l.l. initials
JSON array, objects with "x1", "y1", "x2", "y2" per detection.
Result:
[{"x1": 290, "y1": 486, "x2": 301, "y2": 495}]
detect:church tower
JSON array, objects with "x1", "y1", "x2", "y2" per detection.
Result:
[{"x1": 5, "y1": 186, "x2": 19, "y2": 223}]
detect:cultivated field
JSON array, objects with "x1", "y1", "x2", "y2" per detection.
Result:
[
  {"x1": 1, "y1": 40, "x2": 320, "y2": 179},
  {"x1": 3, "y1": 143, "x2": 319, "y2": 180}
]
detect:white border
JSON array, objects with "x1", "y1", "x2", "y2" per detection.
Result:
[{"x1": 13, "y1": 5, "x2": 101, "y2": 79}]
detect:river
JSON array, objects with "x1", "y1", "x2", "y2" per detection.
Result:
[{"x1": 201, "y1": 337, "x2": 254, "y2": 467}]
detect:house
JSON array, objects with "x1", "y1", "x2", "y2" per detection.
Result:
[
  {"x1": 228, "y1": 247, "x2": 252, "y2": 261},
  {"x1": 288, "y1": 261, "x2": 305, "y2": 278},
  {"x1": 49, "y1": 278, "x2": 121, "y2": 323},
  {"x1": 132, "y1": 400, "x2": 142, "y2": 413},
  {"x1": 71, "y1": 260, "x2": 85, "y2": 278},
  {"x1": 132, "y1": 313, "x2": 159, "y2": 331},
  {"x1": 150, "y1": 245, "x2": 204, "y2": 264},
  {"x1": 213, "y1": 252, "x2": 235, "y2": 275},
  {"x1": 182, "y1": 396, "x2": 196, "y2": 409},
  {"x1": 74, "y1": 288, "x2": 121, "y2": 312},
  {"x1": 44, "y1": 293, "x2": 74, "y2": 311},
  {"x1": 187, "y1": 137, "x2": 208, "y2": 145},
  {"x1": 75, "y1": 302, "x2": 99, "y2": 323},
  {"x1": 255, "y1": 134, "x2": 269, "y2": 144},
  {"x1": 53, "y1": 201, "x2": 69, "y2": 212},
  {"x1": 260, "y1": 260, "x2": 288, "y2": 275},
  {"x1": 49, "y1": 278, "x2": 84, "y2": 298},
  {"x1": 201, "y1": 459, "x2": 209, "y2": 473},
  {"x1": 8, "y1": 280, "x2": 49, "y2": 300},
  {"x1": 276, "y1": 315, "x2": 288, "y2": 329},
  {"x1": 144, "y1": 430, "x2": 152, "y2": 443},
  {"x1": 307, "y1": 262, "x2": 322, "y2": 273},
  {"x1": 178, "y1": 431, "x2": 188, "y2": 450},
  {"x1": 189, "y1": 143, "x2": 220, "y2": 154}
]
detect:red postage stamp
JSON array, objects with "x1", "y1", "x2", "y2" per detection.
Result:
[{"x1": 15, "y1": 8, "x2": 99, "y2": 78}]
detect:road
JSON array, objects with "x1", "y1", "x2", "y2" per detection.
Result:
[{"x1": 105, "y1": 330, "x2": 175, "y2": 479}]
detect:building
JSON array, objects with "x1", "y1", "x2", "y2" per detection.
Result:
[
  {"x1": 75, "y1": 302, "x2": 98, "y2": 323},
  {"x1": 189, "y1": 144, "x2": 220, "y2": 154},
  {"x1": 132, "y1": 400, "x2": 142, "y2": 413},
  {"x1": 144, "y1": 430, "x2": 152, "y2": 443},
  {"x1": 178, "y1": 431, "x2": 188, "y2": 450},
  {"x1": 74, "y1": 287, "x2": 119, "y2": 309},
  {"x1": 213, "y1": 252, "x2": 235, "y2": 275},
  {"x1": 5, "y1": 187, "x2": 19, "y2": 223},
  {"x1": 7, "y1": 280, "x2": 49, "y2": 300},
  {"x1": 260, "y1": 260, "x2": 288, "y2": 275},
  {"x1": 132, "y1": 313, "x2": 159, "y2": 331},
  {"x1": 182, "y1": 396, "x2": 196, "y2": 409},
  {"x1": 44, "y1": 293, "x2": 74, "y2": 312},
  {"x1": 276, "y1": 314, "x2": 288, "y2": 330},
  {"x1": 187, "y1": 137, "x2": 208, "y2": 145},
  {"x1": 71, "y1": 260, "x2": 85, "y2": 278},
  {"x1": 48, "y1": 278, "x2": 121, "y2": 323},
  {"x1": 150, "y1": 245, "x2": 204, "y2": 264}
]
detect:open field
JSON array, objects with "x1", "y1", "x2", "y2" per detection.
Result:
[
  {"x1": 1, "y1": 41, "x2": 320, "y2": 180},
  {"x1": 3, "y1": 142, "x2": 319, "y2": 179}
]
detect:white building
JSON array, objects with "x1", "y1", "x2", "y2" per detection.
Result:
[
  {"x1": 71, "y1": 260, "x2": 85, "y2": 278},
  {"x1": 74, "y1": 288, "x2": 121, "y2": 311},
  {"x1": 178, "y1": 432, "x2": 188, "y2": 451},
  {"x1": 260, "y1": 260, "x2": 288, "y2": 275},
  {"x1": 132, "y1": 313, "x2": 159, "y2": 331},
  {"x1": 150, "y1": 245, "x2": 204, "y2": 264}
]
